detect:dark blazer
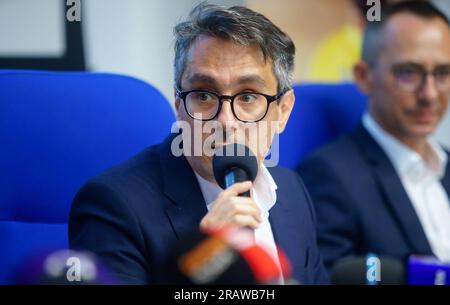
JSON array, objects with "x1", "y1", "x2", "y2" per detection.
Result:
[
  {"x1": 69, "y1": 134, "x2": 329, "y2": 284},
  {"x1": 297, "y1": 123, "x2": 450, "y2": 270}
]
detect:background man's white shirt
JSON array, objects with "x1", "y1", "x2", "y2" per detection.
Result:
[{"x1": 363, "y1": 113, "x2": 450, "y2": 261}]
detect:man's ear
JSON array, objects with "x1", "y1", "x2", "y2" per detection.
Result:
[
  {"x1": 353, "y1": 61, "x2": 373, "y2": 94},
  {"x1": 276, "y1": 89, "x2": 295, "y2": 134}
]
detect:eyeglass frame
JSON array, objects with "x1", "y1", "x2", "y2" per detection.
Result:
[
  {"x1": 389, "y1": 63, "x2": 450, "y2": 93},
  {"x1": 175, "y1": 88, "x2": 289, "y2": 123}
]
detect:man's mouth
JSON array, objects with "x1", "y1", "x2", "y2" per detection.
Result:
[{"x1": 409, "y1": 108, "x2": 437, "y2": 124}]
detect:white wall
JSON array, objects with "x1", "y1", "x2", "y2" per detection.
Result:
[
  {"x1": 0, "y1": 0, "x2": 64, "y2": 56},
  {"x1": 435, "y1": 105, "x2": 450, "y2": 149},
  {"x1": 433, "y1": 0, "x2": 450, "y2": 149},
  {"x1": 82, "y1": 0, "x2": 243, "y2": 104}
]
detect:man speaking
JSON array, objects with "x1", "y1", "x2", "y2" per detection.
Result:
[{"x1": 69, "y1": 3, "x2": 328, "y2": 284}]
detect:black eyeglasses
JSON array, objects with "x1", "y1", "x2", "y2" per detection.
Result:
[
  {"x1": 176, "y1": 88, "x2": 288, "y2": 123},
  {"x1": 391, "y1": 63, "x2": 450, "y2": 93}
]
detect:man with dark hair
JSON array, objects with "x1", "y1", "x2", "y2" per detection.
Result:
[
  {"x1": 298, "y1": 1, "x2": 450, "y2": 271},
  {"x1": 69, "y1": 3, "x2": 328, "y2": 284}
]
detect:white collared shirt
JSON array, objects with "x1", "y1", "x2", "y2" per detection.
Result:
[
  {"x1": 363, "y1": 113, "x2": 450, "y2": 261},
  {"x1": 194, "y1": 164, "x2": 284, "y2": 282}
]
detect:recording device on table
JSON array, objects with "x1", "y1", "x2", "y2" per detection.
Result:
[
  {"x1": 331, "y1": 254, "x2": 450, "y2": 285},
  {"x1": 166, "y1": 226, "x2": 296, "y2": 284},
  {"x1": 13, "y1": 249, "x2": 117, "y2": 284}
]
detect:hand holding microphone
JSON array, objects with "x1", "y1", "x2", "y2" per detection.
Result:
[
  {"x1": 200, "y1": 143, "x2": 261, "y2": 231},
  {"x1": 199, "y1": 181, "x2": 262, "y2": 230}
]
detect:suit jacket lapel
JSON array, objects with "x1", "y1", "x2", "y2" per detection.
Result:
[
  {"x1": 159, "y1": 133, "x2": 207, "y2": 239},
  {"x1": 269, "y1": 200, "x2": 302, "y2": 261},
  {"x1": 267, "y1": 169, "x2": 305, "y2": 276},
  {"x1": 352, "y1": 124, "x2": 433, "y2": 254}
]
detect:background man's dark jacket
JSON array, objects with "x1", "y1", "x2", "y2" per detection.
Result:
[{"x1": 298, "y1": 124, "x2": 450, "y2": 270}]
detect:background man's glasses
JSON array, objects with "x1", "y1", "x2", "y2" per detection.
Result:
[
  {"x1": 176, "y1": 89, "x2": 288, "y2": 123},
  {"x1": 391, "y1": 63, "x2": 450, "y2": 93}
]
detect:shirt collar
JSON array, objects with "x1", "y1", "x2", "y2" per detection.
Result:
[
  {"x1": 194, "y1": 164, "x2": 278, "y2": 215},
  {"x1": 362, "y1": 112, "x2": 447, "y2": 181}
]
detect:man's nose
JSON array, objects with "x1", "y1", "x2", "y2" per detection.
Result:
[
  {"x1": 418, "y1": 74, "x2": 439, "y2": 103},
  {"x1": 216, "y1": 99, "x2": 238, "y2": 126}
]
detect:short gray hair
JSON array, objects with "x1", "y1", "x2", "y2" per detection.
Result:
[{"x1": 173, "y1": 3, "x2": 295, "y2": 92}]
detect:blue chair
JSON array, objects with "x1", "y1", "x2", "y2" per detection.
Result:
[
  {"x1": 278, "y1": 83, "x2": 368, "y2": 169},
  {"x1": 0, "y1": 70, "x2": 175, "y2": 284}
]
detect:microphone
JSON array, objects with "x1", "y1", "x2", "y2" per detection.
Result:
[
  {"x1": 212, "y1": 143, "x2": 258, "y2": 197},
  {"x1": 13, "y1": 249, "x2": 118, "y2": 285},
  {"x1": 165, "y1": 227, "x2": 290, "y2": 284},
  {"x1": 330, "y1": 255, "x2": 405, "y2": 285},
  {"x1": 331, "y1": 255, "x2": 450, "y2": 285}
]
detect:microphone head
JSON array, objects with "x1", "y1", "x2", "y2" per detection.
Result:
[
  {"x1": 331, "y1": 255, "x2": 405, "y2": 285},
  {"x1": 212, "y1": 143, "x2": 258, "y2": 189},
  {"x1": 13, "y1": 249, "x2": 118, "y2": 285}
]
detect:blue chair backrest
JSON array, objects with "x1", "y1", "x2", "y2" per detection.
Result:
[
  {"x1": 0, "y1": 70, "x2": 175, "y2": 284},
  {"x1": 278, "y1": 83, "x2": 368, "y2": 169}
]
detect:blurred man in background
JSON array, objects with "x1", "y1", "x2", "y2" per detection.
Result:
[{"x1": 298, "y1": 1, "x2": 450, "y2": 270}]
